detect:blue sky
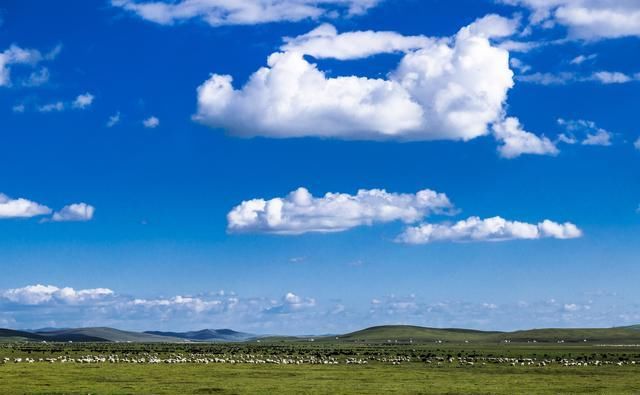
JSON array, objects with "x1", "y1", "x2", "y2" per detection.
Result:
[{"x1": 0, "y1": 0, "x2": 639, "y2": 334}]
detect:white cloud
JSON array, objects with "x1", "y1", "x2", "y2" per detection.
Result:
[
  {"x1": 107, "y1": 112, "x2": 121, "y2": 127},
  {"x1": 518, "y1": 71, "x2": 639, "y2": 85},
  {"x1": 581, "y1": 129, "x2": 612, "y2": 146},
  {"x1": 634, "y1": 137, "x2": 640, "y2": 150},
  {"x1": 195, "y1": 16, "x2": 515, "y2": 142},
  {"x1": 557, "y1": 118, "x2": 612, "y2": 146},
  {"x1": 502, "y1": 0, "x2": 640, "y2": 40},
  {"x1": 36, "y1": 93, "x2": 96, "y2": 113},
  {"x1": 281, "y1": 23, "x2": 432, "y2": 60},
  {"x1": 227, "y1": 187, "x2": 452, "y2": 235},
  {"x1": 2, "y1": 284, "x2": 113, "y2": 305},
  {"x1": 23, "y1": 67, "x2": 50, "y2": 87},
  {"x1": 265, "y1": 292, "x2": 317, "y2": 314},
  {"x1": 38, "y1": 101, "x2": 65, "y2": 112},
  {"x1": 130, "y1": 295, "x2": 224, "y2": 314},
  {"x1": 591, "y1": 71, "x2": 633, "y2": 84},
  {"x1": 12, "y1": 104, "x2": 25, "y2": 113},
  {"x1": 0, "y1": 45, "x2": 42, "y2": 87},
  {"x1": 570, "y1": 53, "x2": 596, "y2": 65},
  {"x1": 397, "y1": 216, "x2": 583, "y2": 244},
  {"x1": 493, "y1": 117, "x2": 559, "y2": 158},
  {"x1": 112, "y1": 0, "x2": 381, "y2": 26},
  {"x1": 517, "y1": 72, "x2": 576, "y2": 85},
  {"x1": 498, "y1": 39, "x2": 543, "y2": 52},
  {"x1": 1, "y1": 284, "x2": 634, "y2": 333},
  {"x1": 143, "y1": 116, "x2": 160, "y2": 128},
  {"x1": 51, "y1": 203, "x2": 95, "y2": 222},
  {"x1": 72, "y1": 92, "x2": 95, "y2": 109},
  {"x1": 0, "y1": 193, "x2": 51, "y2": 219},
  {"x1": 510, "y1": 58, "x2": 531, "y2": 73}
]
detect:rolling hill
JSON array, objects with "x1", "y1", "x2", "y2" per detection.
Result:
[
  {"x1": 0, "y1": 328, "x2": 109, "y2": 343},
  {"x1": 144, "y1": 329, "x2": 254, "y2": 342},
  {"x1": 3, "y1": 324, "x2": 640, "y2": 344},
  {"x1": 34, "y1": 327, "x2": 185, "y2": 343},
  {"x1": 330, "y1": 325, "x2": 640, "y2": 344}
]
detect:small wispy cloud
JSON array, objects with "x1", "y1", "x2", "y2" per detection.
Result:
[
  {"x1": 72, "y1": 92, "x2": 95, "y2": 109},
  {"x1": 106, "y1": 112, "x2": 121, "y2": 127},
  {"x1": 37, "y1": 93, "x2": 95, "y2": 113},
  {"x1": 557, "y1": 119, "x2": 613, "y2": 147},
  {"x1": 143, "y1": 116, "x2": 159, "y2": 128}
]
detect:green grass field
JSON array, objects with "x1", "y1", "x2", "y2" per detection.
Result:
[
  {"x1": 2, "y1": 362, "x2": 640, "y2": 394},
  {"x1": 2, "y1": 340, "x2": 640, "y2": 394}
]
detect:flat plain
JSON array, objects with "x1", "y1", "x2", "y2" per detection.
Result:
[{"x1": 2, "y1": 337, "x2": 640, "y2": 394}]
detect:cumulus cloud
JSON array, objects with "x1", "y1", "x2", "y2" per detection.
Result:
[
  {"x1": 557, "y1": 118, "x2": 612, "y2": 146},
  {"x1": 1, "y1": 284, "x2": 113, "y2": 305},
  {"x1": 398, "y1": 216, "x2": 582, "y2": 244},
  {"x1": 111, "y1": 0, "x2": 381, "y2": 26},
  {"x1": 227, "y1": 187, "x2": 453, "y2": 235},
  {"x1": 51, "y1": 203, "x2": 95, "y2": 222},
  {"x1": 0, "y1": 193, "x2": 51, "y2": 219},
  {"x1": 502, "y1": 0, "x2": 640, "y2": 40},
  {"x1": 72, "y1": 92, "x2": 95, "y2": 109},
  {"x1": 493, "y1": 117, "x2": 559, "y2": 158},
  {"x1": 195, "y1": 15, "x2": 517, "y2": 142},
  {"x1": 143, "y1": 116, "x2": 160, "y2": 128},
  {"x1": 634, "y1": 138, "x2": 640, "y2": 150}
]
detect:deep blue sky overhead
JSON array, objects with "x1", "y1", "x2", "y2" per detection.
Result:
[{"x1": 0, "y1": 0, "x2": 639, "y2": 334}]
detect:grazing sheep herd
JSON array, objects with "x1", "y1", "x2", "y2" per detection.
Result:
[{"x1": 1, "y1": 351, "x2": 639, "y2": 368}]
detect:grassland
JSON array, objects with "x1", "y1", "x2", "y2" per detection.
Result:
[
  {"x1": 3, "y1": 361, "x2": 640, "y2": 394},
  {"x1": 2, "y1": 340, "x2": 640, "y2": 394}
]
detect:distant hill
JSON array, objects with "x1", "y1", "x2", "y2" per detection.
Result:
[
  {"x1": 144, "y1": 329, "x2": 254, "y2": 342},
  {"x1": 3, "y1": 324, "x2": 640, "y2": 344},
  {"x1": 331, "y1": 325, "x2": 640, "y2": 344},
  {"x1": 0, "y1": 328, "x2": 108, "y2": 343},
  {"x1": 33, "y1": 327, "x2": 185, "y2": 343},
  {"x1": 329, "y1": 325, "x2": 504, "y2": 343}
]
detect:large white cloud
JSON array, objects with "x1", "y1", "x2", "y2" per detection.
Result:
[
  {"x1": 493, "y1": 117, "x2": 558, "y2": 158},
  {"x1": 501, "y1": 0, "x2": 640, "y2": 39},
  {"x1": 397, "y1": 216, "x2": 583, "y2": 244},
  {"x1": 227, "y1": 187, "x2": 453, "y2": 235},
  {"x1": 111, "y1": 0, "x2": 381, "y2": 26},
  {"x1": 0, "y1": 193, "x2": 51, "y2": 219},
  {"x1": 2, "y1": 284, "x2": 114, "y2": 305},
  {"x1": 195, "y1": 16, "x2": 516, "y2": 142}
]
